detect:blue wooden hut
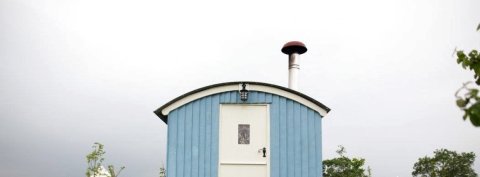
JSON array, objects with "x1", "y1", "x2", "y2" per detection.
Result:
[{"x1": 154, "y1": 42, "x2": 330, "y2": 177}]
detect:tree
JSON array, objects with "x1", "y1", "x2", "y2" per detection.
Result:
[
  {"x1": 455, "y1": 24, "x2": 480, "y2": 127},
  {"x1": 412, "y1": 149, "x2": 477, "y2": 177},
  {"x1": 86, "y1": 142, "x2": 125, "y2": 177},
  {"x1": 322, "y1": 145, "x2": 371, "y2": 177}
]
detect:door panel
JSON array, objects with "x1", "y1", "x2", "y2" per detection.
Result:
[{"x1": 219, "y1": 104, "x2": 269, "y2": 177}]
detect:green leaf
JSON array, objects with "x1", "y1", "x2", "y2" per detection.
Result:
[
  {"x1": 476, "y1": 79, "x2": 480, "y2": 85},
  {"x1": 471, "y1": 49, "x2": 478, "y2": 55},
  {"x1": 469, "y1": 89, "x2": 479, "y2": 97},
  {"x1": 470, "y1": 115, "x2": 480, "y2": 126},
  {"x1": 477, "y1": 23, "x2": 480, "y2": 31},
  {"x1": 468, "y1": 102, "x2": 480, "y2": 126},
  {"x1": 456, "y1": 99, "x2": 468, "y2": 108},
  {"x1": 457, "y1": 56, "x2": 463, "y2": 64},
  {"x1": 457, "y1": 51, "x2": 466, "y2": 58},
  {"x1": 469, "y1": 50, "x2": 478, "y2": 59}
]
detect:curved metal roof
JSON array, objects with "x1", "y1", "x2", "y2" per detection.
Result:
[{"x1": 154, "y1": 81, "x2": 330, "y2": 124}]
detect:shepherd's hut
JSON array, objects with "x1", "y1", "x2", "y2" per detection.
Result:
[{"x1": 154, "y1": 41, "x2": 330, "y2": 177}]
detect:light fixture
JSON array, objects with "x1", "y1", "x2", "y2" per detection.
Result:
[{"x1": 239, "y1": 83, "x2": 248, "y2": 101}]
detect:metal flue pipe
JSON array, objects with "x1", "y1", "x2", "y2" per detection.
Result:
[{"x1": 281, "y1": 41, "x2": 307, "y2": 90}]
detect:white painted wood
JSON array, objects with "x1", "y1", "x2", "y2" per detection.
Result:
[
  {"x1": 219, "y1": 104, "x2": 269, "y2": 177},
  {"x1": 161, "y1": 85, "x2": 238, "y2": 115},
  {"x1": 249, "y1": 85, "x2": 328, "y2": 116},
  {"x1": 161, "y1": 83, "x2": 328, "y2": 117}
]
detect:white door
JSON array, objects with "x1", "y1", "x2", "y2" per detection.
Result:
[{"x1": 219, "y1": 104, "x2": 269, "y2": 177}]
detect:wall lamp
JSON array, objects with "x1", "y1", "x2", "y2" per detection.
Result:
[{"x1": 239, "y1": 83, "x2": 248, "y2": 101}]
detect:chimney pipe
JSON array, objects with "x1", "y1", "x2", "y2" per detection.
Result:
[{"x1": 281, "y1": 41, "x2": 307, "y2": 90}]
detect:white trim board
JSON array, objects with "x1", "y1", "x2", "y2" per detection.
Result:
[{"x1": 160, "y1": 83, "x2": 329, "y2": 117}]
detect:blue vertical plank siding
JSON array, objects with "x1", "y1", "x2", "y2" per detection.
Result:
[
  {"x1": 223, "y1": 92, "x2": 230, "y2": 102},
  {"x1": 205, "y1": 97, "x2": 212, "y2": 177},
  {"x1": 270, "y1": 95, "x2": 280, "y2": 177},
  {"x1": 229, "y1": 91, "x2": 237, "y2": 102},
  {"x1": 294, "y1": 102, "x2": 301, "y2": 177},
  {"x1": 176, "y1": 106, "x2": 185, "y2": 177},
  {"x1": 184, "y1": 103, "x2": 193, "y2": 177},
  {"x1": 266, "y1": 93, "x2": 273, "y2": 102},
  {"x1": 308, "y1": 109, "x2": 316, "y2": 177},
  {"x1": 315, "y1": 112, "x2": 323, "y2": 177},
  {"x1": 301, "y1": 106, "x2": 309, "y2": 177},
  {"x1": 286, "y1": 100, "x2": 295, "y2": 177},
  {"x1": 165, "y1": 91, "x2": 323, "y2": 177},
  {"x1": 258, "y1": 92, "x2": 266, "y2": 102},
  {"x1": 248, "y1": 91, "x2": 258, "y2": 104},
  {"x1": 198, "y1": 99, "x2": 206, "y2": 177},
  {"x1": 167, "y1": 109, "x2": 177, "y2": 177},
  {"x1": 191, "y1": 100, "x2": 200, "y2": 177},
  {"x1": 279, "y1": 97, "x2": 288, "y2": 177},
  {"x1": 211, "y1": 95, "x2": 220, "y2": 177}
]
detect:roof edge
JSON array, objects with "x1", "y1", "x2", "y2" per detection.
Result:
[{"x1": 154, "y1": 81, "x2": 330, "y2": 124}]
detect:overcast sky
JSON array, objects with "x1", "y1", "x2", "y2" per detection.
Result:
[{"x1": 1, "y1": 0, "x2": 479, "y2": 176}]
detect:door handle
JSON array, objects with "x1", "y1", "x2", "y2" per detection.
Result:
[
  {"x1": 262, "y1": 147, "x2": 267, "y2": 158},
  {"x1": 258, "y1": 147, "x2": 267, "y2": 157}
]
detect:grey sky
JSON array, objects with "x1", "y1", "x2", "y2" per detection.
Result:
[{"x1": 0, "y1": 0, "x2": 479, "y2": 176}]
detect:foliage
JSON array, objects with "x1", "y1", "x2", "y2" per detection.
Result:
[
  {"x1": 455, "y1": 24, "x2": 480, "y2": 127},
  {"x1": 108, "y1": 165, "x2": 125, "y2": 177},
  {"x1": 322, "y1": 145, "x2": 371, "y2": 177},
  {"x1": 412, "y1": 149, "x2": 477, "y2": 177},
  {"x1": 86, "y1": 142, "x2": 106, "y2": 177},
  {"x1": 455, "y1": 82, "x2": 480, "y2": 126},
  {"x1": 456, "y1": 50, "x2": 480, "y2": 84},
  {"x1": 86, "y1": 142, "x2": 125, "y2": 177},
  {"x1": 159, "y1": 165, "x2": 166, "y2": 177}
]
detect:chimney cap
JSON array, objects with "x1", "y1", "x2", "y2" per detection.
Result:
[{"x1": 281, "y1": 41, "x2": 307, "y2": 55}]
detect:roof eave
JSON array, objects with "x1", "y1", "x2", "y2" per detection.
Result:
[
  {"x1": 154, "y1": 81, "x2": 330, "y2": 124},
  {"x1": 154, "y1": 109, "x2": 168, "y2": 124}
]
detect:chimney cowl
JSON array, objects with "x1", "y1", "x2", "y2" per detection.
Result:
[
  {"x1": 281, "y1": 41, "x2": 307, "y2": 55},
  {"x1": 282, "y1": 41, "x2": 307, "y2": 90}
]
